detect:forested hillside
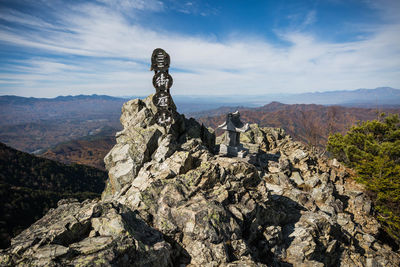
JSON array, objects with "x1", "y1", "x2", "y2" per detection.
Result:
[
  {"x1": 196, "y1": 102, "x2": 400, "y2": 149},
  {"x1": 40, "y1": 129, "x2": 116, "y2": 170},
  {"x1": 0, "y1": 142, "x2": 108, "y2": 249}
]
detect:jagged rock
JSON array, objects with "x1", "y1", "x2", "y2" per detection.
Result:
[
  {"x1": 1, "y1": 95, "x2": 400, "y2": 267},
  {"x1": 0, "y1": 199, "x2": 172, "y2": 266},
  {"x1": 290, "y1": 171, "x2": 304, "y2": 187}
]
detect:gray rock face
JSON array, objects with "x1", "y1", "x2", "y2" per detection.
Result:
[
  {"x1": 1, "y1": 95, "x2": 399, "y2": 266},
  {"x1": 0, "y1": 199, "x2": 172, "y2": 266}
]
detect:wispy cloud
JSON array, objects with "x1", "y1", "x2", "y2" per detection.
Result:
[
  {"x1": 0, "y1": 9, "x2": 57, "y2": 30},
  {"x1": 97, "y1": 0, "x2": 164, "y2": 12},
  {"x1": 303, "y1": 10, "x2": 316, "y2": 27},
  {"x1": 164, "y1": 0, "x2": 218, "y2": 16},
  {"x1": 0, "y1": 0, "x2": 399, "y2": 97},
  {"x1": 364, "y1": 0, "x2": 400, "y2": 22}
]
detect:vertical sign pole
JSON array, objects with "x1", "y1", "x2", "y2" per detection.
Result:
[{"x1": 151, "y1": 48, "x2": 174, "y2": 127}]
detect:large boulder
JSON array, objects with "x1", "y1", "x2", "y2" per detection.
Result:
[{"x1": 0, "y1": 199, "x2": 172, "y2": 267}]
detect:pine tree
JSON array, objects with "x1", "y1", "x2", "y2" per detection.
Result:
[{"x1": 327, "y1": 113, "x2": 400, "y2": 241}]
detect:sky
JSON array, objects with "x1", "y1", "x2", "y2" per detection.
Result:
[{"x1": 0, "y1": 0, "x2": 399, "y2": 97}]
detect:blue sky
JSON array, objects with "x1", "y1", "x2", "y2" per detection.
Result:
[{"x1": 0, "y1": 0, "x2": 399, "y2": 97}]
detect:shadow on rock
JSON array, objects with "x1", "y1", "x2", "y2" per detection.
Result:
[{"x1": 242, "y1": 195, "x2": 305, "y2": 266}]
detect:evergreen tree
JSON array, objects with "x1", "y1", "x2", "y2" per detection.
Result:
[{"x1": 327, "y1": 113, "x2": 400, "y2": 241}]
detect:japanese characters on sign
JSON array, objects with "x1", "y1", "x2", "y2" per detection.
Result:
[
  {"x1": 155, "y1": 109, "x2": 172, "y2": 126},
  {"x1": 151, "y1": 48, "x2": 170, "y2": 72},
  {"x1": 151, "y1": 48, "x2": 173, "y2": 126},
  {"x1": 153, "y1": 91, "x2": 172, "y2": 107},
  {"x1": 152, "y1": 71, "x2": 173, "y2": 92}
]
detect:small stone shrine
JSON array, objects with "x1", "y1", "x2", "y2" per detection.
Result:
[
  {"x1": 217, "y1": 111, "x2": 249, "y2": 157},
  {"x1": 151, "y1": 48, "x2": 174, "y2": 126}
]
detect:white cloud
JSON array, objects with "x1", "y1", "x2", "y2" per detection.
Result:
[
  {"x1": 364, "y1": 0, "x2": 400, "y2": 22},
  {"x1": 303, "y1": 10, "x2": 316, "y2": 27},
  {"x1": 96, "y1": 0, "x2": 164, "y2": 12},
  {"x1": 0, "y1": 9, "x2": 57, "y2": 29},
  {"x1": 0, "y1": 1, "x2": 399, "y2": 97}
]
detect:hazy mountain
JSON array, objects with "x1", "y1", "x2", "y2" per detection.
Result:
[
  {"x1": 1, "y1": 87, "x2": 397, "y2": 127},
  {"x1": 278, "y1": 87, "x2": 400, "y2": 106},
  {"x1": 0, "y1": 94, "x2": 128, "y2": 126},
  {"x1": 0, "y1": 94, "x2": 125, "y2": 153},
  {"x1": 0, "y1": 94, "x2": 124, "y2": 105},
  {"x1": 179, "y1": 87, "x2": 400, "y2": 107}
]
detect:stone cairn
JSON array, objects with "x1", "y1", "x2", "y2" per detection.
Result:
[
  {"x1": 151, "y1": 48, "x2": 174, "y2": 126},
  {"x1": 217, "y1": 110, "x2": 249, "y2": 157}
]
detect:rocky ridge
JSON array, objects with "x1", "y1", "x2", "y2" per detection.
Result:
[{"x1": 1, "y1": 95, "x2": 399, "y2": 266}]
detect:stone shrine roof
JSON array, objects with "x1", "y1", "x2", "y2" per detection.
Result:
[{"x1": 217, "y1": 111, "x2": 249, "y2": 132}]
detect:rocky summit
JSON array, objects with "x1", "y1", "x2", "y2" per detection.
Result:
[{"x1": 1, "y1": 95, "x2": 400, "y2": 267}]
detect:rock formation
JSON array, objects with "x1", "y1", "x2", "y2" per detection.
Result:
[{"x1": 1, "y1": 95, "x2": 399, "y2": 266}]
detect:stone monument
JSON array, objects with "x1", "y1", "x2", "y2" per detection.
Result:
[
  {"x1": 217, "y1": 111, "x2": 249, "y2": 157},
  {"x1": 151, "y1": 48, "x2": 174, "y2": 126}
]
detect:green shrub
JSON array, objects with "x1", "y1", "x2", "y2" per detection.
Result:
[{"x1": 327, "y1": 113, "x2": 400, "y2": 242}]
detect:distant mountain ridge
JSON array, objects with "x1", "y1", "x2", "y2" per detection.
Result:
[
  {"x1": 2, "y1": 86, "x2": 399, "y2": 112},
  {"x1": 1, "y1": 87, "x2": 398, "y2": 153},
  {"x1": 0, "y1": 94, "x2": 125, "y2": 152},
  {"x1": 34, "y1": 102, "x2": 400, "y2": 170},
  {"x1": 0, "y1": 94, "x2": 127, "y2": 126},
  {"x1": 173, "y1": 87, "x2": 400, "y2": 107},
  {"x1": 0, "y1": 94, "x2": 127, "y2": 105},
  {"x1": 281, "y1": 87, "x2": 400, "y2": 106}
]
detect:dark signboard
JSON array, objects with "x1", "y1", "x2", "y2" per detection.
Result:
[
  {"x1": 152, "y1": 91, "x2": 172, "y2": 108},
  {"x1": 152, "y1": 71, "x2": 173, "y2": 92},
  {"x1": 151, "y1": 48, "x2": 173, "y2": 127},
  {"x1": 151, "y1": 48, "x2": 170, "y2": 72},
  {"x1": 154, "y1": 109, "x2": 172, "y2": 126}
]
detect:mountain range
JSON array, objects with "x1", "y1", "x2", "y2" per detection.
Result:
[
  {"x1": 1, "y1": 87, "x2": 399, "y2": 124},
  {"x1": 247, "y1": 87, "x2": 400, "y2": 106},
  {"x1": 174, "y1": 87, "x2": 400, "y2": 107},
  {"x1": 196, "y1": 102, "x2": 400, "y2": 147},
  {"x1": 0, "y1": 87, "x2": 398, "y2": 156},
  {"x1": 0, "y1": 94, "x2": 126, "y2": 126},
  {"x1": 36, "y1": 102, "x2": 400, "y2": 171}
]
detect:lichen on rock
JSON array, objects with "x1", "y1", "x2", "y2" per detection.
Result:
[{"x1": 1, "y1": 95, "x2": 399, "y2": 267}]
